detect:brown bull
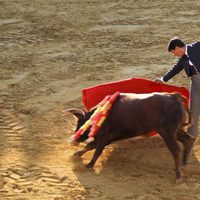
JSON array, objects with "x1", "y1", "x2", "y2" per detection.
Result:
[{"x1": 67, "y1": 92, "x2": 192, "y2": 184}]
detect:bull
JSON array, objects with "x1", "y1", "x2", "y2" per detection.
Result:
[{"x1": 67, "y1": 92, "x2": 192, "y2": 184}]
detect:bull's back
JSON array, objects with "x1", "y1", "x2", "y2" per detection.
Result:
[{"x1": 109, "y1": 93, "x2": 184, "y2": 134}]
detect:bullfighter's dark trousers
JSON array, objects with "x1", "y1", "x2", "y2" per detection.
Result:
[{"x1": 188, "y1": 73, "x2": 200, "y2": 138}]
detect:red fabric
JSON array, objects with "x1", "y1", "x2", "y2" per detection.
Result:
[
  {"x1": 82, "y1": 77, "x2": 189, "y2": 111},
  {"x1": 81, "y1": 77, "x2": 189, "y2": 137}
]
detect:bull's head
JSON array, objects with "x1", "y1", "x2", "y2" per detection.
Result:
[
  {"x1": 66, "y1": 108, "x2": 92, "y2": 143},
  {"x1": 66, "y1": 108, "x2": 85, "y2": 132}
]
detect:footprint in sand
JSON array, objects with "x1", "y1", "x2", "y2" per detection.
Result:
[{"x1": 0, "y1": 164, "x2": 82, "y2": 198}]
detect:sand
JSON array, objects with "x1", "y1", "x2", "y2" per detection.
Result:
[{"x1": 0, "y1": 0, "x2": 200, "y2": 199}]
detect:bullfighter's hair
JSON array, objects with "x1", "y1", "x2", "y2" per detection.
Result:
[{"x1": 168, "y1": 37, "x2": 186, "y2": 52}]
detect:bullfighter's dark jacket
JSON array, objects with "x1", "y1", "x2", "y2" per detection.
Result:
[{"x1": 163, "y1": 41, "x2": 200, "y2": 82}]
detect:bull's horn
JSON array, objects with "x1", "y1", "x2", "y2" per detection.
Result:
[{"x1": 66, "y1": 108, "x2": 85, "y2": 119}]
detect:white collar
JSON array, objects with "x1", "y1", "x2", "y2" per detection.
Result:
[
  {"x1": 185, "y1": 45, "x2": 188, "y2": 55},
  {"x1": 185, "y1": 45, "x2": 194, "y2": 66}
]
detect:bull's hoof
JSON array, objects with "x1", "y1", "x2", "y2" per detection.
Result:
[
  {"x1": 86, "y1": 163, "x2": 94, "y2": 169},
  {"x1": 176, "y1": 177, "x2": 184, "y2": 185},
  {"x1": 73, "y1": 151, "x2": 84, "y2": 157}
]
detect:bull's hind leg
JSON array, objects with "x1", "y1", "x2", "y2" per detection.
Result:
[
  {"x1": 74, "y1": 141, "x2": 96, "y2": 157},
  {"x1": 177, "y1": 131, "x2": 195, "y2": 165},
  {"x1": 183, "y1": 138, "x2": 195, "y2": 165},
  {"x1": 161, "y1": 132, "x2": 183, "y2": 184}
]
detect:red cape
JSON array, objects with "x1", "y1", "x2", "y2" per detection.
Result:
[{"x1": 82, "y1": 77, "x2": 189, "y2": 111}]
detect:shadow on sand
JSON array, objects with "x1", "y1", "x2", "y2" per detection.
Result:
[{"x1": 70, "y1": 136, "x2": 200, "y2": 199}]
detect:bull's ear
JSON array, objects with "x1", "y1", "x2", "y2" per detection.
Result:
[{"x1": 66, "y1": 108, "x2": 85, "y2": 120}]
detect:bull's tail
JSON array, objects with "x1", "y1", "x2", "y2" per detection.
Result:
[{"x1": 174, "y1": 93, "x2": 192, "y2": 131}]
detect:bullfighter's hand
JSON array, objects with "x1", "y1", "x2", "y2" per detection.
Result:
[{"x1": 154, "y1": 78, "x2": 164, "y2": 84}]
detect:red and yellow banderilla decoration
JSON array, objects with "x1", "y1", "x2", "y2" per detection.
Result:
[{"x1": 70, "y1": 91, "x2": 120, "y2": 143}]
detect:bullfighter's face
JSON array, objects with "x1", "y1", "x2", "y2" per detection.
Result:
[{"x1": 170, "y1": 47, "x2": 185, "y2": 57}]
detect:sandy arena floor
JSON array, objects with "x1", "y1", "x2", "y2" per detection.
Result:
[{"x1": 0, "y1": 0, "x2": 200, "y2": 199}]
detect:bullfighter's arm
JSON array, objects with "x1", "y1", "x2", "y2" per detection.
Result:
[{"x1": 161, "y1": 55, "x2": 188, "y2": 82}]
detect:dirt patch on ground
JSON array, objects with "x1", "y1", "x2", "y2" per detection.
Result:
[{"x1": 1, "y1": 0, "x2": 200, "y2": 199}]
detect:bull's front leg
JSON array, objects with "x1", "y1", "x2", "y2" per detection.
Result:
[
  {"x1": 86, "y1": 143, "x2": 106, "y2": 169},
  {"x1": 86, "y1": 122, "x2": 110, "y2": 169},
  {"x1": 74, "y1": 141, "x2": 96, "y2": 157}
]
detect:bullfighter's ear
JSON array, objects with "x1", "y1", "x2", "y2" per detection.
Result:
[{"x1": 66, "y1": 108, "x2": 85, "y2": 119}]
